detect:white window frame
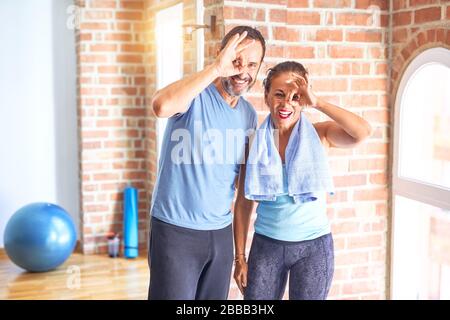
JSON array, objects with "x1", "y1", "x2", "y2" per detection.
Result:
[
  {"x1": 154, "y1": 1, "x2": 204, "y2": 163},
  {"x1": 391, "y1": 47, "x2": 450, "y2": 299},
  {"x1": 196, "y1": 0, "x2": 204, "y2": 72},
  {"x1": 155, "y1": 3, "x2": 184, "y2": 162}
]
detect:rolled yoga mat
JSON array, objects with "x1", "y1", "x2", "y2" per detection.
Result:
[{"x1": 123, "y1": 186, "x2": 138, "y2": 258}]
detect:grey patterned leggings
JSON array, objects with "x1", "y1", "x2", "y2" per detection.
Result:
[{"x1": 244, "y1": 233, "x2": 334, "y2": 300}]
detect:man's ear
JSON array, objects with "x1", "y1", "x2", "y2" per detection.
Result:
[
  {"x1": 260, "y1": 61, "x2": 267, "y2": 72},
  {"x1": 258, "y1": 61, "x2": 267, "y2": 77}
]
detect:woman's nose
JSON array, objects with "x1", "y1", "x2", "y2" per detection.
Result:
[
  {"x1": 284, "y1": 97, "x2": 294, "y2": 105},
  {"x1": 284, "y1": 91, "x2": 297, "y2": 105}
]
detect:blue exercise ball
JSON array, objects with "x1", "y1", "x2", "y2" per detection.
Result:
[{"x1": 4, "y1": 202, "x2": 77, "y2": 272}]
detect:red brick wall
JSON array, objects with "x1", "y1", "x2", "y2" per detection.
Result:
[
  {"x1": 75, "y1": 0, "x2": 149, "y2": 254},
  {"x1": 204, "y1": 0, "x2": 225, "y2": 66},
  {"x1": 75, "y1": 0, "x2": 450, "y2": 300},
  {"x1": 391, "y1": 0, "x2": 450, "y2": 95},
  {"x1": 221, "y1": 0, "x2": 390, "y2": 300}
]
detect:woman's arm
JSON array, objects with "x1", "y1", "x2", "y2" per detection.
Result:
[
  {"x1": 292, "y1": 74, "x2": 372, "y2": 148},
  {"x1": 233, "y1": 146, "x2": 256, "y2": 294},
  {"x1": 313, "y1": 99, "x2": 373, "y2": 148}
]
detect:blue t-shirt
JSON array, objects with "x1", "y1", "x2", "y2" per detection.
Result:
[
  {"x1": 151, "y1": 83, "x2": 258, "y2": 230},
  {"x1": 255, "y1": 165, "x2": 330, "y2": 241}
]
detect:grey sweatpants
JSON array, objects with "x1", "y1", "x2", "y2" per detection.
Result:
[
  {"x1": 244, "y1": 232, "x2": 334, "y2": 300},
  {"x1": 148, "y1": 217, "x2": 233, "y2": 300}
]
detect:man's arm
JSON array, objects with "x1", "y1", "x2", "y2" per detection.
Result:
[
  {"x1": 151, "y1": 32, "x2": 254, "y2": 118},
  {"x1": 151, "y1": 64, "x2": 220, "y2": 118}
]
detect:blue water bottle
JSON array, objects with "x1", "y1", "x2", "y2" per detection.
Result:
[{"x1": 123, "y1": 185, "x2": 138, "y2": 258}]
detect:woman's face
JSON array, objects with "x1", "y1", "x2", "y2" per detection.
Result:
[{"x1": 265, "y1": 72, "x2": 304, "y2": 131}]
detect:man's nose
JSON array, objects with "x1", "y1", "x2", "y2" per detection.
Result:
[{"x1": 237, "y1": 56, "x2": 249, "y2": 73}]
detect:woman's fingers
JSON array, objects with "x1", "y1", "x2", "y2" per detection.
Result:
[
  {"x1": 234, "y1": 269, "x2": 242, "y2": 292},
  {"x1": 238, "y1": 273, "x2": 247, "y2": 295},
  {"x1": 242, "y1": 272, "x2": 247, "y2": 288},
  {"x1": 303, "y1": 72, "x2": 310, "y2": 85},
  {"x1": 288, "y1": 90, "x2": 297, "y2": 102},
  {"x1": 234, "y1": 263, "x2": 248, "y2": 295},
  {"x1": 286, "y1": 75, "x2": 307, "y2": 90},
  {"x1": 235, "y1": 273, "x2": 244, "y2": 294},
  {"x1": 292, "y1": 74, "x2": 308, "y2": 87}
]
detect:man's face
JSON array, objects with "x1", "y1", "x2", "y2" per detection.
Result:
[{"x1": 221, "y1": 39, "x2": 264, "y2": 97}]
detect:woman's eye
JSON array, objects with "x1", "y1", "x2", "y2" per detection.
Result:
[
  {"x1": 292, "y1": 94, "x2": 300, "y2": 101},
  {"x1": 275, "y1": 93, "x2": 284, "y2": 98}
]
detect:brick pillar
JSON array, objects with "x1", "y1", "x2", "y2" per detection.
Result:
[{"x1": 76, "y1": 0, "x2": 149, "y2": 254}]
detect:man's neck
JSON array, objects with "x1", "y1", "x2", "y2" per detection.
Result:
[{"x1": 213, "y1": 79, "x2": 240, "y2": 108}]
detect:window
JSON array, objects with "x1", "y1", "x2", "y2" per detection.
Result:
[
  {"x1": 154, "y1": 1, "x2": 205, "y2": 161},
  {"x1": 392, "y1": 47, "x2": 450, "y2": 299},
  {"x1": 155, "y1": 3, "x2": 184, "y2": 160}
]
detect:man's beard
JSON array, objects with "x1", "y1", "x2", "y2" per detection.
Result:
[{"x1": 221, "y1": 74, "x2": 255, "y2": 97}]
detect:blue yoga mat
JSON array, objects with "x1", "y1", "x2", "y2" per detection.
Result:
[{"x1": 123, "y1": 186, "x2": 138, "y2": 258}]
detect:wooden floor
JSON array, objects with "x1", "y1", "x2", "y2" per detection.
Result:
[{"x1": 0, "y1": 250, "x2": 149, "y2": 300}]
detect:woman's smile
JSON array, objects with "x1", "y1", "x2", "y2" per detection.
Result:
[{"x1": 277, "y1": 108, "x2": 294, "y2": 120}]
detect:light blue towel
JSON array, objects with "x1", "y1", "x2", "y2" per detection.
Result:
[{"x1": 245, "y1": 114, "x2": 334, "y2": 203}]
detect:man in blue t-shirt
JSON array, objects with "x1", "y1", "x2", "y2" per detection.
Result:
[{"x1": 148, "y1": 26, "x2": 266, "y2": 300}]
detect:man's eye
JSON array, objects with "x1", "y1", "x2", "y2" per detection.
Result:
[{"x1": 275, "y1": 93, "x2": 284, "y2": 98}]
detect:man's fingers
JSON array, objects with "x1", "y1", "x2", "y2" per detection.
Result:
[
  {"x1": 225, "y1": 32, "x2": 247, "y2": 52},
  {"x1": 223, "y1": 33, "x2": 240, "y2": 51},
  {"x1": 234, "y1": 31, "x2": 248, "y2": 48},
  {"x1": 236, "y1": 39, "x2": 255, "y2": 53}
]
